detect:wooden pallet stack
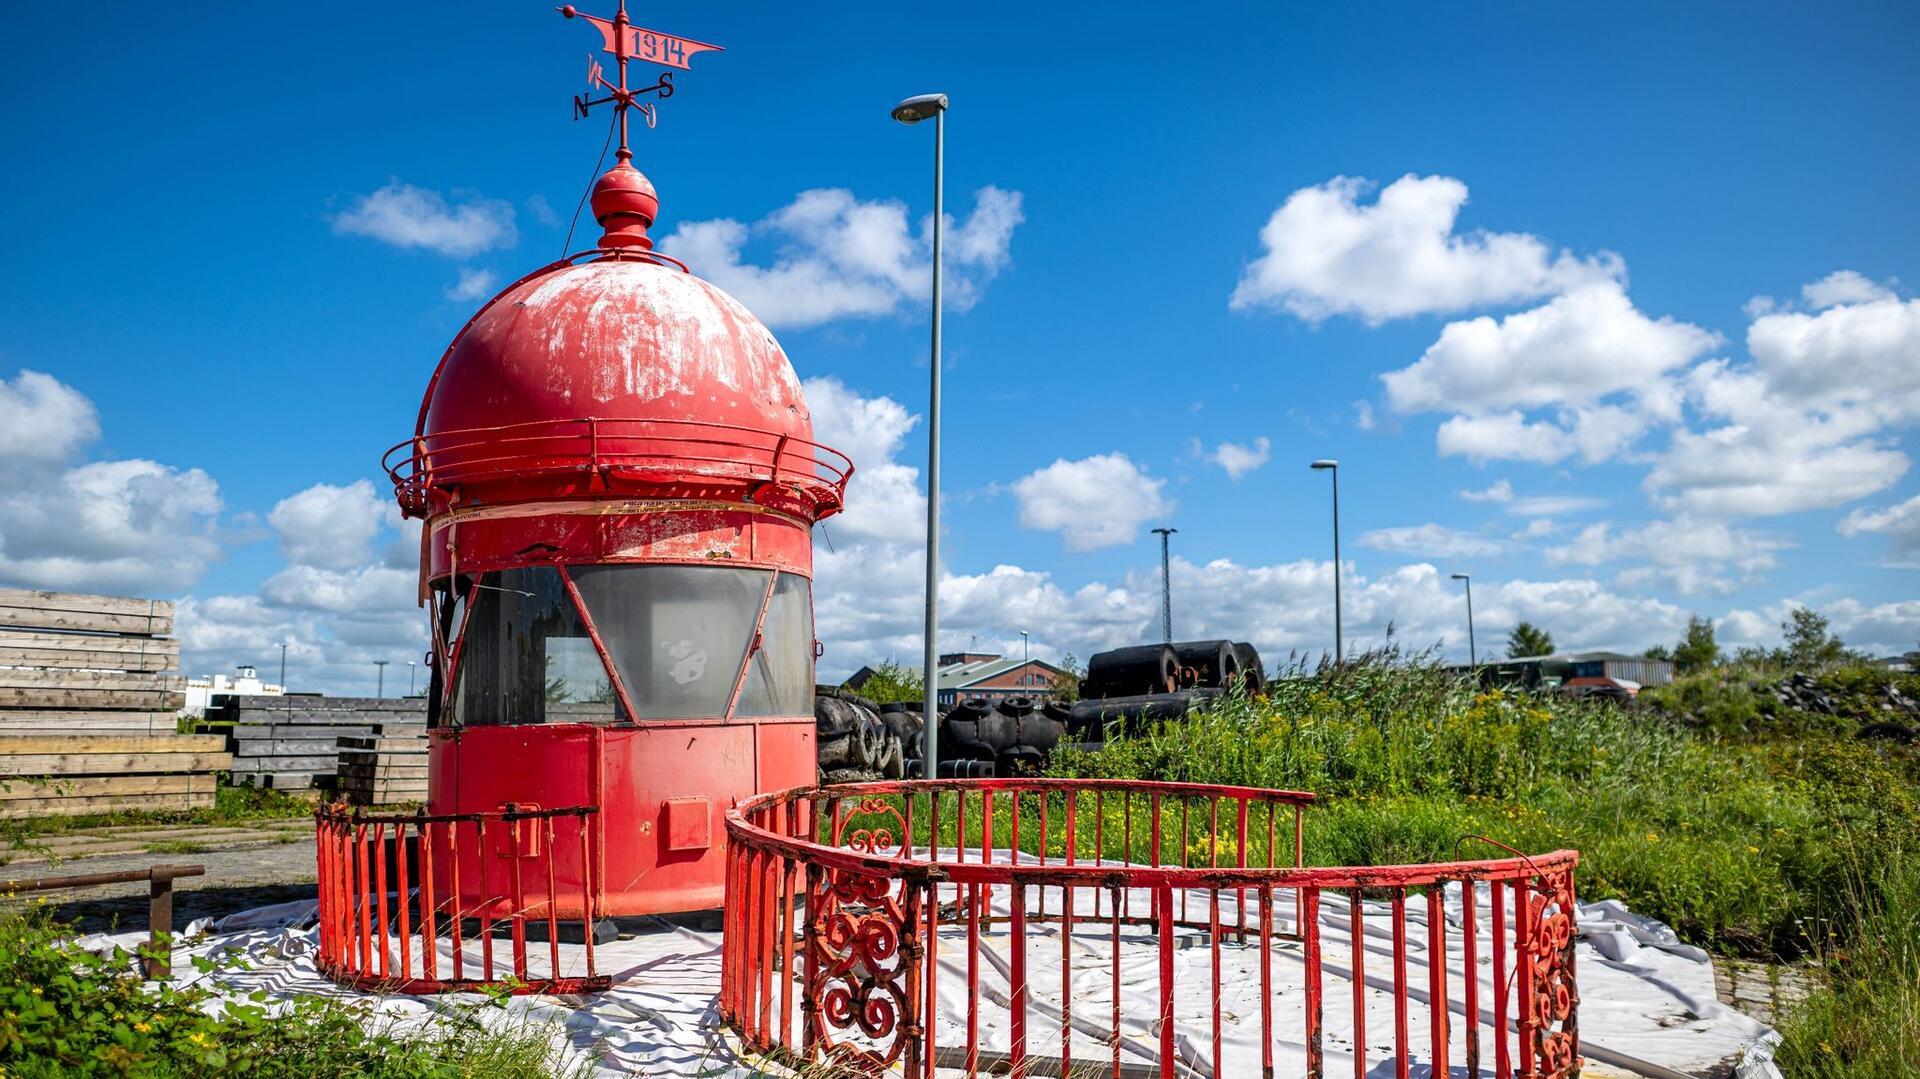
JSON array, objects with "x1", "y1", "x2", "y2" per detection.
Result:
[
  {"x1": 0, "y1": 588, "x2": 229, "y2": 818},
  {"x1": 335, "y1": 732, "x2": 428, "y2": 805},
  {"x1": 215, "y1": 695, "x2": 426, "y2": 792}
]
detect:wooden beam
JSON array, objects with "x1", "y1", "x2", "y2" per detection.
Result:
[
  {"x1": 0, "y1": 671, "x2": 185, "y2": 691},
  {"x1": 0, "y1": 792, "x2": 214, "y2": 818},
  {"x1": 0, "y1": 735, "x2": 223, "y2": 755},
  {"x1": 0, "y1": 590, "x2": 174, "y2": 636},
  {"x1": 0, "y1": 589, "x2": 174, "y2": 618},
  {"x1": 0, "y1": 630, "x2": 179, "y2": 659},
  {"x1": 0, "y1": 711, "x2": 179, "y2": 732},
  {"x1": 0, "y1": 637, "x2": 178, "y2": 671},
  {"x1": 0, "y1": 773, "x2": 215, "y2": 800},
  {"x1": 0, "y1": 688, "x2": 186, "y2": 710},
  {"x1": 0, "y1": 751, "x2": 231, "y2": 776}
]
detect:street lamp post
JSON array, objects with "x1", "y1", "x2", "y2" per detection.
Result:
[
  {"x1": 1311, "y1": 460, "x2": 1342, "y2": 664},
  {"x1": 407, "y1": 660, "x2": 418, "y2": 696},
  {"x1": 1020, "y1": 630, "x2": 1030, "y2": 684},
  {"x1": 374, "y1": 660, "x2": 389, "y2": 699},
  {"x1": 1451, "y1": 573, "x2": 1477, "y2": 669},
  {"x1": 1150, "y1": 527, "x2": 1177, "y2": 644},
  {"x1": 278, "y1": 642, "x2": 287, "y2": 689},
  {"x1": 893, "y1": 91, "x2": 949, "y2": 780}
]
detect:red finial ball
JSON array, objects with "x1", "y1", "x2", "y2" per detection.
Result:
[
  {"x1": 559, "y1": 5, "x2": 577, "y2": 18},
  {"x1": 590, "y1": 164, "x2": 659, "y2": 250}
]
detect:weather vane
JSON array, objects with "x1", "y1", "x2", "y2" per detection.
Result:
[{"x1": 559, "y1": 1, "x2": 723, "y2": 162}]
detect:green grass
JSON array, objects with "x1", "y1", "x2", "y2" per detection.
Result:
[
  {"x1": 1026, "y1": 650, "x2": 1920, "y2": 1073},
  {"x1": 0, "y1": 907, "x2": 591, "y2": 1078},
  {"x1": 1775, "y1": 841, "x2": 1920, "y2": 1079}
]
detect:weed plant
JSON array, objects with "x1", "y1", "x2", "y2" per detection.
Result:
[
  {"x1": 0, "y1": 907, "x2": 588, "y2": 1078},
  {"x1": 1047, "y1": 646, "x2": 1918, "y2": 956},
  {"x1": 1775, "y1": 839, "x2": 1920, "y2": 1079}
]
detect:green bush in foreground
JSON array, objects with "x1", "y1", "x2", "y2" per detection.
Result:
[{"x1": 0, "y1": 909, "x2": 586, "y2": 1078}]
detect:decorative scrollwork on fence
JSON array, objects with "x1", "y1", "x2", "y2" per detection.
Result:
[
  {"x1": 1528, "y1": 868, "x2": 1581, "y2": 1076},
  {"x1": 807, "y1": 865, "x2": 917, "y2": 1073},
  {"x1": 831, "y1": 795, "x2": 906, "y2": 856}
]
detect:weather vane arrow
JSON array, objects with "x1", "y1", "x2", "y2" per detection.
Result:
[{"x1": 559, "y1": 2, "x2": 724, "y2": 157}]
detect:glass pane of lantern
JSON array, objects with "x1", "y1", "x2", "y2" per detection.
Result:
[
  {"x1": 569, "y1": 564, "x2": 770, "y2": 719},
  {"x1": 735, "y1": 572, "x2": 815, "y2": 717},
  {"x1": 452, "y1": 567, "x2": 618, "y2": 726}
]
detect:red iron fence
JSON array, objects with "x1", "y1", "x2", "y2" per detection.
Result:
[
  {"x1": 722, "y1": 778, "x2": 1580, "y2": 1079},
  {"x1": 313, "y1": 803, "x2": 611, "y2": 994}
]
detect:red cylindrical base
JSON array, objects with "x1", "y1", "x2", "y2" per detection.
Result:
[{"x1": 429, "y1": 718, "x2": 815, "y2": 917}]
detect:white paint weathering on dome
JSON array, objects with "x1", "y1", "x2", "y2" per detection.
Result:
[{"x1": 505, "y1": 259, "x2": 810, "y2": 431}]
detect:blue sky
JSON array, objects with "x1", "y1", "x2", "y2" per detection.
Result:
[{"x1": 3, "y1": 1, "x2": 1917, "y2": 692}]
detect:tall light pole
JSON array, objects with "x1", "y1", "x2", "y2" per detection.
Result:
[
  {"x1": 1311, "y1": 460, "x2": 1342, "y2": 664},
  {"x1": 894, "y1": 91, "x2": 949, "y2": 779},
  {"x1": 407, "y1": 660, "x2": 418, "y2": 696},
  {"x1": 1451, "y1": 573, "x2": 1477, "y2": 669},
  {"x1": 1151, "y1": 527, "x2": 1177, "y2": 644},
  {"x1": 278, "y1": 642, "x2": 288, "y2": 688},
  {"x1": 1020, "y1": 630, "x2": 1030, "y2": 683},
  {"x1": 374, "y1": 660, "x2": 389, "y2": 699}
]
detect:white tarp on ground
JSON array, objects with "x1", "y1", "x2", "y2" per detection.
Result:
[{"x1": 73, "y1": 879, "x2": 1781, "y2": 1079}]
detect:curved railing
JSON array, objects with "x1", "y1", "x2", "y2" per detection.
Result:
[
  {"x1": 313, "y1": 803, "x2": 611, "y2": 995},
  {"x1": 723, "y1": 778, "x2": 1580, "y2": 1079},
  {"x1": 383, "y1": 416, "x2": 853, "y2": 519}
]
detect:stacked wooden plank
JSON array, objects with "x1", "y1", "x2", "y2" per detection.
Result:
[
  {"x1": 335, "y1": 733, "x2": 428, "y2": 805},
  {"x1": 215, "y1": 695, "x2": 426, "y2": 792},
  {"x1": 0, "y1": 589, "x2": 228, "y2": 817},
  {"x1": 0, "y1": 589, "x2": 183, "y2": 736},
  {"x1": 0, "y1": 735, "x2": 228, "y2": 818}
]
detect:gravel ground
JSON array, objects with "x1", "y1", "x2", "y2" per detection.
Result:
[{"x1": 2, "y1": 836, "x2": 320, "y2": 934}]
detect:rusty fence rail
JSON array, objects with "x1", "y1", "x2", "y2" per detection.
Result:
[
  {"x1": 0, "y1": 863, "x2": 205, "y2": 978},
  {"x1": 313, "y1": 802, "x2": 610, "y2": 994},
  {"x1": 722, "y1": 778, "x2": 1580, "y2": 1079}
]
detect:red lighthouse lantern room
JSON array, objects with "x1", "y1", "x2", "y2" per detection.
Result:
[{"x1": 383, "y1": 6, "x2": 850, "y2": 918}]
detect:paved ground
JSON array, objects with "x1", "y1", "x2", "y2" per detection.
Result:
[
  {"x1": 1, "y1": 819, "x2": 318, "y2": 933},
  {"x1": 1715, "y1": 955, "x2": 1816, "y2": 1028}
]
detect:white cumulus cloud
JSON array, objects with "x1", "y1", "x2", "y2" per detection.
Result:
[
  {"x1": 1547, "y1": 518, "x2": 1790, "y2": 595},
  {"x1": 1230, "y1": 174, "x2": 1619, "y2": 323},
  {"x1": 444, "y1": 268, "x2": 497, "y2": 302},
  {"x1": 332, "y1": 181, "x2": 518, "y2": 258},
  {"x1": 1204, "y1": 436, "x2": 1272, "y2": 480},
  {"x1": 267, "y1": 480, "x2": 391, "y2": 572},
  {"x1": 1358, "y1": 524, "x2": 1504, "y2": 559},
  {"x1": 1384, "y1": 282, "x2": 1719, "y2": 415},
  {"x1": 1011, "y1": 454, "x2": 1172, "y2": 552},
  {"x1": 0, "y1": 370, "x2": 223, "y2": 593},
  {"x1": 663, "y1": 186, "x2": 1024, "y2": 329},
  {"x1": 1839, "y1": 492, "x2": 1920, "y2": 566},
  {"x1": 1458, "y1": 479, "x2": 1513, "y2": 503},
  {"x1": 0, "y1": 370, "x2": 98, "y2": 465}
]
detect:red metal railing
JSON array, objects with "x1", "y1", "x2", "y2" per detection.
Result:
[
  {"x1": 723, "y1": 779, "x2": 1580, "y2": 1078},
  {"x1": 382, "y1": 416, "x2": 853, "y2": 519},
  {"x1": 313, "y1": 803, "x2": 611, "y2": 994}
]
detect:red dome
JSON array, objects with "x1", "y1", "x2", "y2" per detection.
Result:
[
  {"x1": 391, "y1": 254, "x2": 849, "y2": 522},
  {"x1": 429, "y1": 258, "x2": 808, "y2": 439}
]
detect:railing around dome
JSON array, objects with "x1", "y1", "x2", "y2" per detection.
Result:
[
  {"x1": 723, "y1": 778, "x2": 1581, "y2": 1079},
  {"x1": 383, "y1": 416, "x2": 853, "y2": 518}
]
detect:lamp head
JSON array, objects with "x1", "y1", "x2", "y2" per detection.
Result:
[
  {"x1": 891, "y1": 93, "x2": 949, "y2": 124},
  {"x1": 1451, "y1": 573, "x2": 1471, "y2": 581},
  {"x1": 1311, "y1": 459, "x2": 1338, "y2": 470}
]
